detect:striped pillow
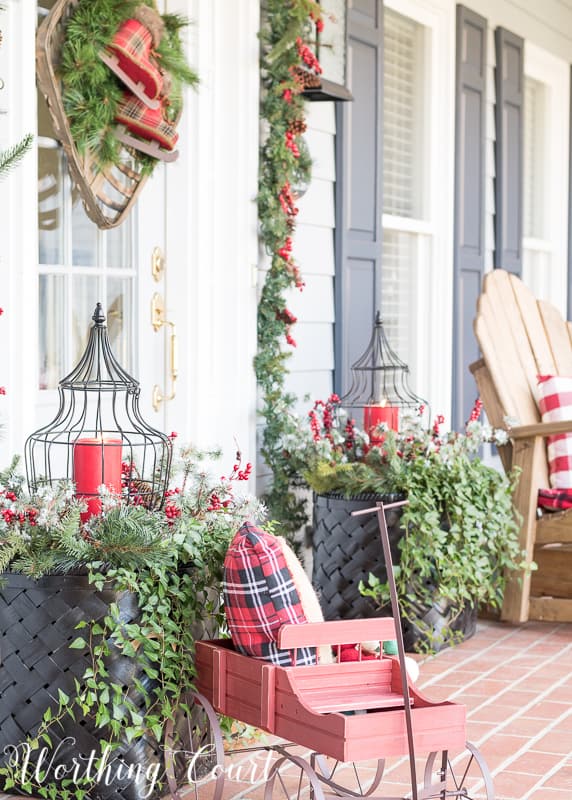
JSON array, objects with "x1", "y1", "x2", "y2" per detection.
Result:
[{"x1": 538, "y1": 375, "x2": 572, "y2": 488}]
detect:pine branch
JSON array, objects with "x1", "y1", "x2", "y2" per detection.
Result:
[{"x1": 0, "y1": 134, "x2": 33, "y2": 180}]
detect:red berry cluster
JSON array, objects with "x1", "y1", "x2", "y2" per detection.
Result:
[
  {"x1": 0, "y1": 487, "x2": 38, "y2": 527},
  {"x1": 277, "y1": 236, "x2": 293, "y2": 260},
  {"x1": 276, "y1": 308, "x2": 297, "y2": 326},
  {"x1": 285, "y1": 130, "x2": 300, "y2": 158},
  {"x1": 295, "y1": 36, "x2": 322, "y2": 75},
  {"x1": 282, "y1": 87, "x2": 293, "y2": 103},
  {"x1": 207, "y1": 493, "x2": 231, "y2": 512},
  {"x1": 228, "y1": 460, "x2": 253, "y2": 482},
  {"x1": 468, "y1": 398, "x2": 483, "y2": 423},
  {"x1": 309, "y1": 9, "x2": 325, "y2": 34},
  {"x1": 432, "y1": 414, "x2": 445, "y2": 436},
  {"x1": 279, "y1": 182, "x2": 298, "y2": 218},
  {"x1": 344, "y1": 418, "x2": 356, "y2": 450},
  {"x1": 308, "y1": 394, "x2": 341, "y2": 443},
  {"x1": 276, "y1": 307, "x2": 298, "y2": 348},
  {"x1": 164, "y1": 502, "x2": 181, "y2": 522}
]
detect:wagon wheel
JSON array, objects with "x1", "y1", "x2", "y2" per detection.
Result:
[
  {"x1": 163, "y1": 690, "x2": 225, "y2": 800},
  {"x1": 264, "y1": 752, "x2": 326, "y2": 800},
  {"x1": 423, "y1": 741, "x2": 495, "y2": 800},
  {"x1": 311, "y1": 753, "x2": 386, "y2": 796}
]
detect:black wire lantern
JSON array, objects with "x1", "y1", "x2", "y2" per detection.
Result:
[
  {"x1": 25, "y1": 304, "x2": 172, "y2": 516},
  {"x1": 341, "y1": 311, "x2": 429, "y2": 436}
]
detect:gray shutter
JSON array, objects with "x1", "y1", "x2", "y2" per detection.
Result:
[
  {"x1": 452, "y1": 5, "x2": 487, "y2": 430},
  {"x1": 494, "y1": 27, "x2": 524, "y2": 275},
  {"x1": 335, "y1": 0, "x2": 384, "y2": 397}
]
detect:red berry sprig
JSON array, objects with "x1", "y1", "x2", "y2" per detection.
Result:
[{"x1": 468, "y1": 398, "x2": 483, "y2": 423}]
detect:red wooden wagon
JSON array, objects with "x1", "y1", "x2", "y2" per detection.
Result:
[{"x1": 165, "y1": 502, "x2": 495, "y2": 800}]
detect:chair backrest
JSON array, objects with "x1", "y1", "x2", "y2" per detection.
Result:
[{"x1": 474, "y1": 269, "x2": 572, "y2": 426}]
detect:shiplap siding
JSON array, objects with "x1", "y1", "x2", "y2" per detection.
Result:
[{"x1": 283, "y1": 103, "x2": 337, "y2": 410}]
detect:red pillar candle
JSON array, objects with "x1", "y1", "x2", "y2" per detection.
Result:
[
  {"x1": 73, "y1": 437, "x2": 123, "y2": 520},
  {"x1": 363, "y1": 403, "x2": 399, "y2": 443}
]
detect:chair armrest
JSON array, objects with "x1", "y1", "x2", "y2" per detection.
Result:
[
  {"x1": 277, "y1": 618, "x2": 397, "y2": 650},
  {"x1": 508, "y1": 419, "x2": 572, "y2": 440}
]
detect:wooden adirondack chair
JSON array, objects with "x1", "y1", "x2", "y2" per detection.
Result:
[{"x1": 471, "y1": 269, "x2": 572, "y2": 624}]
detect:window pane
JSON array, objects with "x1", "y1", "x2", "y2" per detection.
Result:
[
  {"x1": 39, "y1": 275, "x2": 66, "y2": 389},
  {"x1": 38, "y1": 88, "x2": 64, "y2": 265},
  {"x1": 72, "y1": 187, "x2": 98, "y2": 267},
  {"x1": 106, "y1": 222, "x2": 133, "y2": 269},
  {"x1": 72, "y1": 277, "x2": 100, "y2": 366},
  {"x1": 383, "y1": 9, "x2": 425, "y2": 219},
  {"x1": 381, "y1": 230, "x2": 417, "y2": 370},
  {"x1": 107, "y1": 278, "x2": 134, "y2": 373}
]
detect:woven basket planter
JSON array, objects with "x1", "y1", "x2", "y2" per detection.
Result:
[
  {"x1": 312, "y1": 492, "x2": 405, "y2": 621},
  {"x1": 311, "y1": 493, "x2": 477, "y2": 652},
  {"x1": 0, "y1": 571, "x2": 212, "y2": 800}
]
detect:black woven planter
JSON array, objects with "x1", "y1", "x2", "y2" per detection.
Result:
[
  {"x1": 312, "y1": 492, "x2": 405, "y2": 621},
  {"x1": 0, "y1": 572, "x2": 210, "y2": 800},
  {"x1": 311, "y1": 493, "x2": 477, "y2": 652}
]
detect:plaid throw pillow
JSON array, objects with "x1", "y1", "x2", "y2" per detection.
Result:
[
  {"x1": 538, "y1": 375, "x2": 572, "y2": 489},
  {"x1": 223, "y1": 521, "x2": 316, "y2": 667}
]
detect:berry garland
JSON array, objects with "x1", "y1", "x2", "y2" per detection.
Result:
[{"x1": 255, "y1": 0, "x2": 323, "y2": 534}]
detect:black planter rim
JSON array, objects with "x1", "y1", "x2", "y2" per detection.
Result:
[{"x1": 313, "y1": 490, "x2": 406, "y2": 503}]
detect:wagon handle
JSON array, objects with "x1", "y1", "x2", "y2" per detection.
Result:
[{"x1": 351, "y1": 499, "x2": 419, "y2": 800}]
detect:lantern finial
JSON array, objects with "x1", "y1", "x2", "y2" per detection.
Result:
[{"x1": 92, "y1": 303, "x2": 106, "y2": 326}]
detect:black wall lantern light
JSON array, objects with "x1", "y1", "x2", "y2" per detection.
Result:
[
  {"x1": 25, "y1": 304, "x2": 172, "y2": 517},
  {"x1": 302, "y1": 0, "x2": 352, "y2": 102}
]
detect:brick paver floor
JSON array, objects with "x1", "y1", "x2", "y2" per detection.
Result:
[{"x1": 187, "y1": 619, "x2": 572, "y2": 800}]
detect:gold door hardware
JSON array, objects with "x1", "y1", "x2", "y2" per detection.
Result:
[
  {"x1": 151, "y1": 246, "x2": 165, "y2": 282},
  {"x1": 151, "y1": 292, "x2": 178, "y2": 412}
]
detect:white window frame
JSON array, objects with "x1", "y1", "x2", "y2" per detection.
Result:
[
  {"x1": 522, "y1": 42, "x2": 570, "y2": 314},
  {"x1": 383, "y1": 0, "x2": 455, "y2": 422}
]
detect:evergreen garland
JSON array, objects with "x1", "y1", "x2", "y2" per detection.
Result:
[
  {"x1": 59, "y1": 0, "x2": 198, "y2": 173},
  {"x1": 256, "y1": 0, "x2": 323, "y2": 535}
]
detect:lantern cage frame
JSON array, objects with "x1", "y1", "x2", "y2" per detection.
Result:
[
  {"x1": 25, "y1": 303, "x2": 173, "y2": 511},
  {"x1": 340, "y1": 311, "x2": 429, "y2": 427}
]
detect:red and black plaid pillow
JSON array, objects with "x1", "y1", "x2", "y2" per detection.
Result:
[{"x1": 223, "y1": 521, "x2": 316, "y2": 666}]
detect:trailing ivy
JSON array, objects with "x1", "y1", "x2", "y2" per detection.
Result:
[{"x1": 256, "y1": 0, "x2": 323, "y2": 535}]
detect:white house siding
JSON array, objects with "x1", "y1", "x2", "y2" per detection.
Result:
[
  {"x1": 285, "y1": 102, "x2": 337, "y2": 413},
  {"x1": 256, "y1": 102, "x2": 337, "y2": 492}
]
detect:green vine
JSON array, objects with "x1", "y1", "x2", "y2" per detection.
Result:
[{"x1": 256, "y1": 0, "x2": 323, "y2": 535}]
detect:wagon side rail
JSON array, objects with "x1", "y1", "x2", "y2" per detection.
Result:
[{"x1": 277, "y1": 617, "x2": 398, "y2": 664}]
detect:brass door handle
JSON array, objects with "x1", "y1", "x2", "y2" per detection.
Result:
[{"x1": 151, "y1": 292, "x2": 178, "y2": 412}]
